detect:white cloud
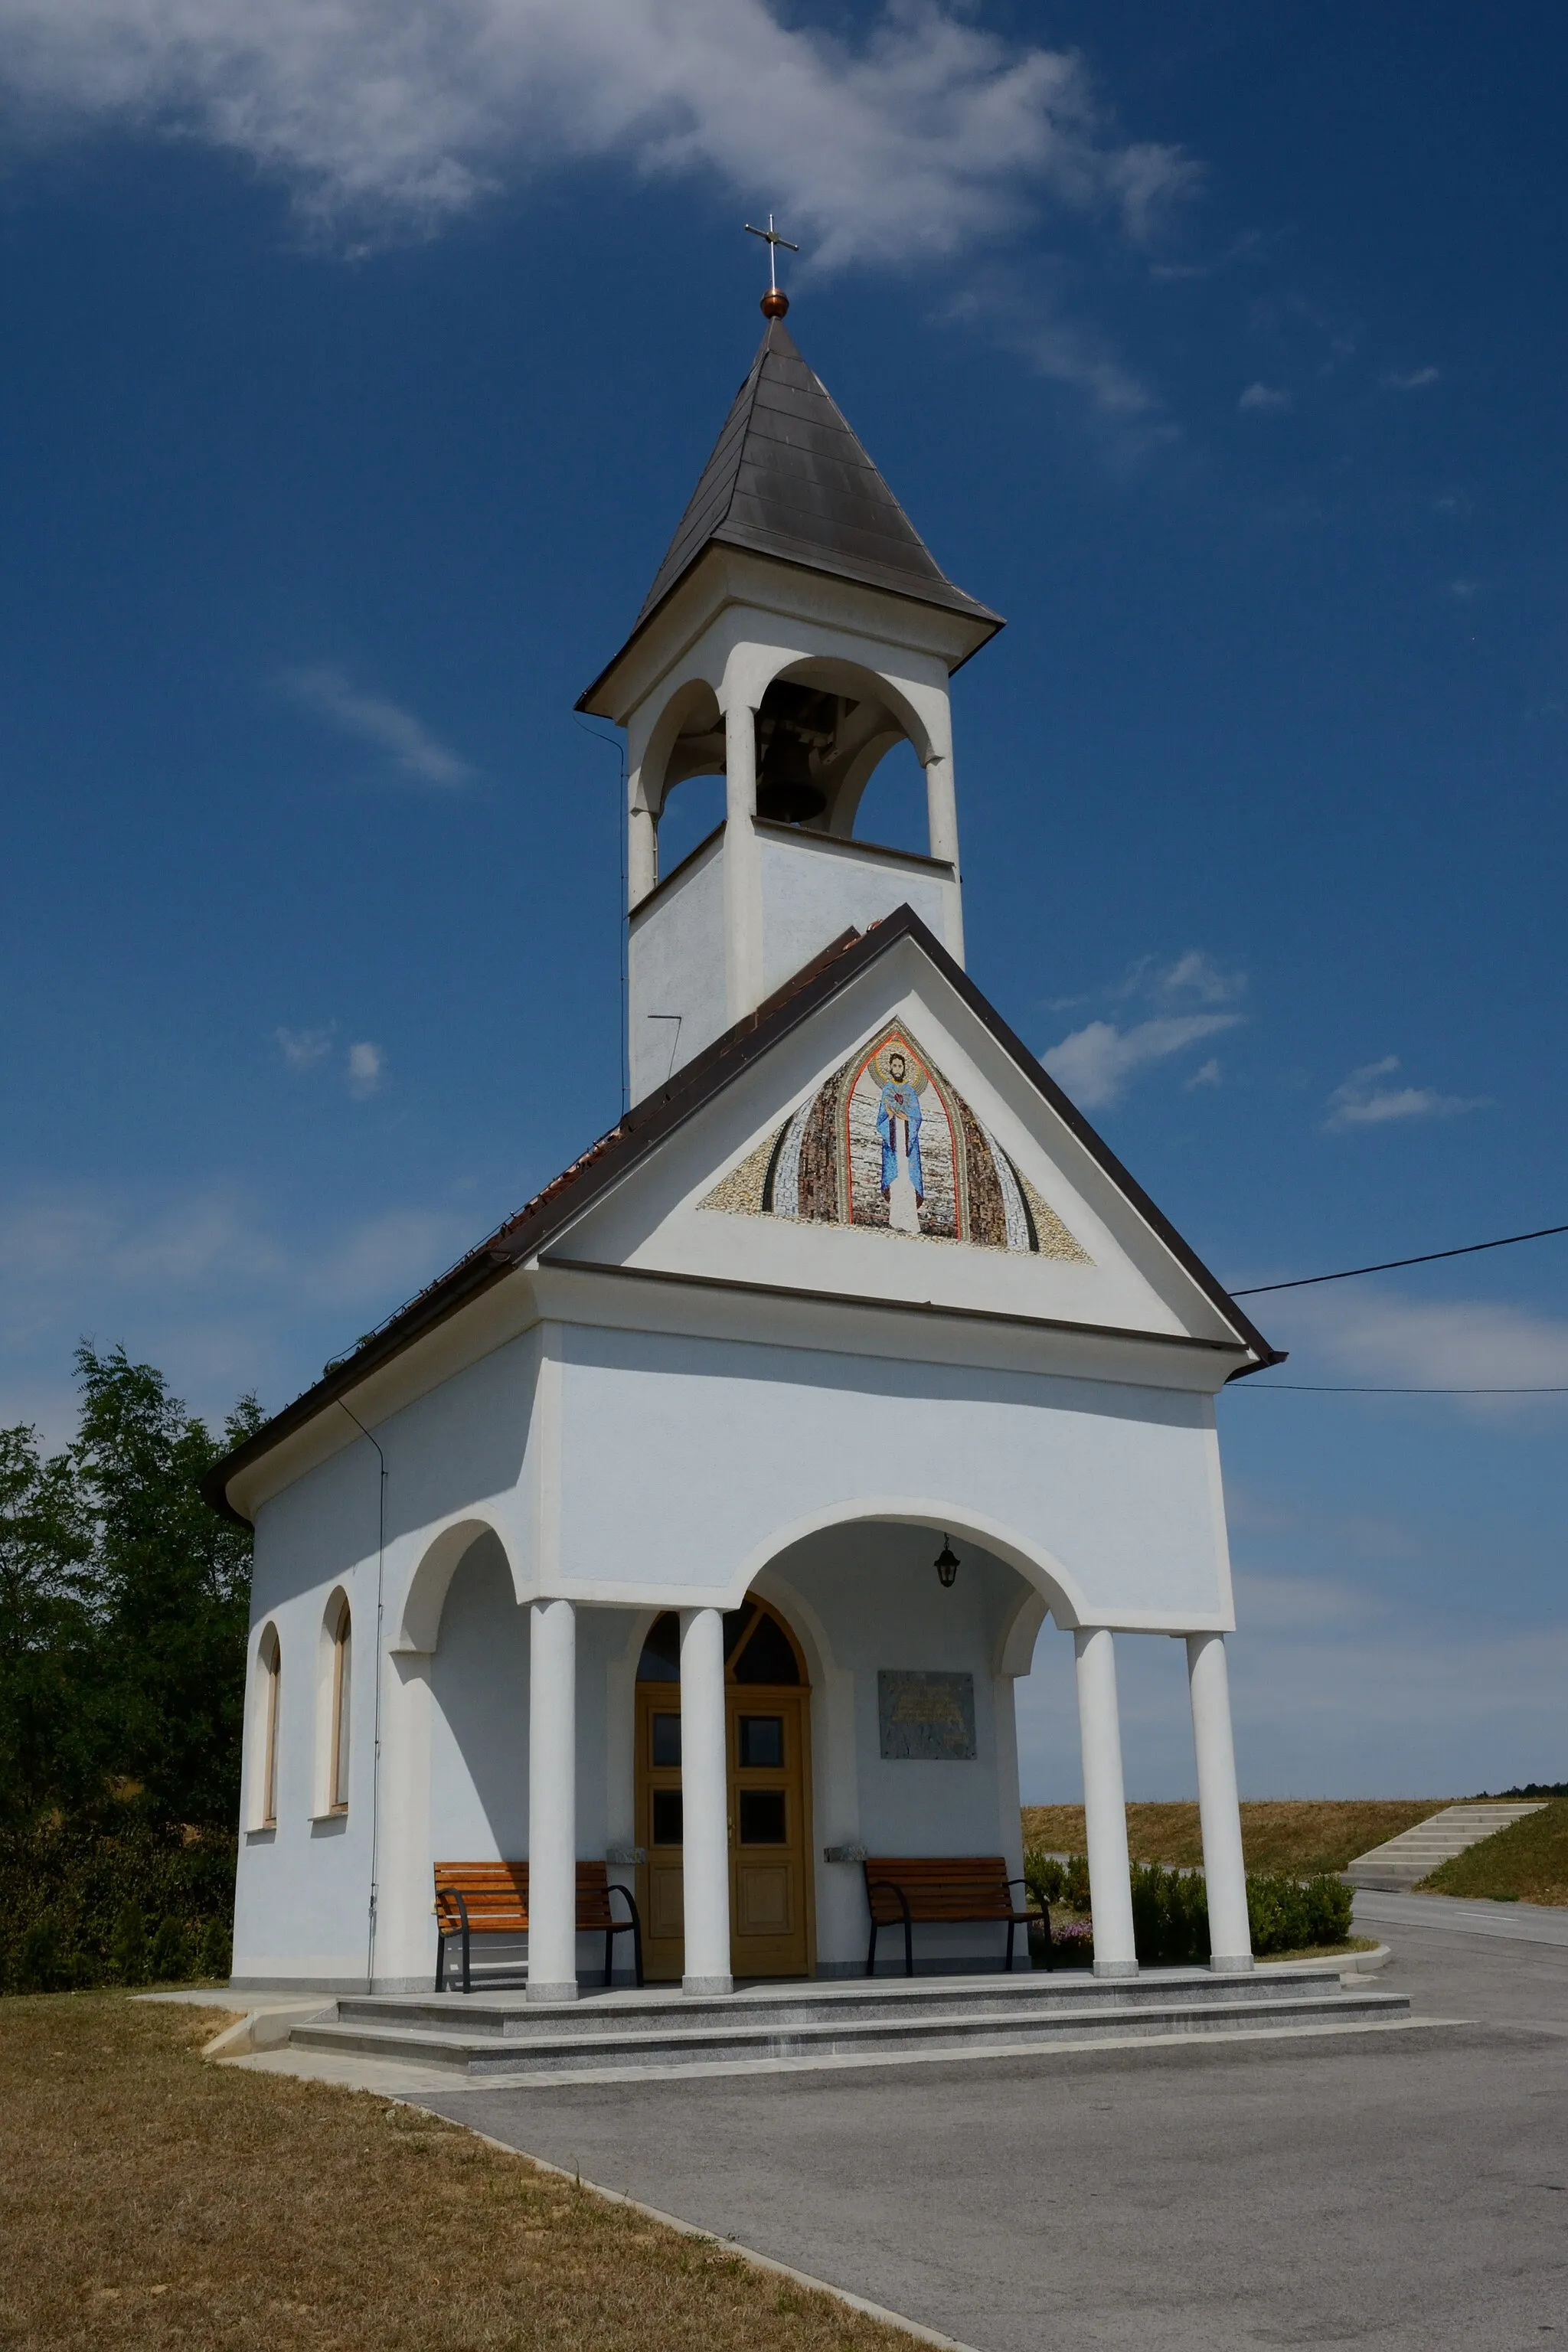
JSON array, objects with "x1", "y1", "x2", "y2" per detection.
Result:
[
  {"x1": 1325, "y1": 1055, "x2": 1488, "y2": 1131},
  {"x1": 276, "y1": 1024, "x2": 333, "y2": 1070},
  {"x1": 1185, "y1": 1057, "x2": 1220, "y2": 1090},
  {"x1": 1448, "y1": 579, "x2": 1479, "y2": 601},
  {"x1": 944, "y1": 280, "x2": 1166, "y2": 428},
  {"x1": 1148, "y1": 949, "x2": 1246, "y2": 1005},
  {"x1": 316, "y1": 1209, "x2": 468, "y2": 1310},
  {"x1": 1238, "y1": 381, "x2": 1290, "y2": 412},
  {"x1": 346, "y1": 1040, "x2": 384, "y2": 1099},
  {"x1": 1270, "y1": 1290, "x2": 1568, "y2": 1403},
  {"x1": 0, "y1": 0, "x2": 1195, "y2": 269},
  {"x1": 284, "y1": 665, "x2": 472, "y2": 786},
  {"x1": 0, "y1": 1181, "x2": 470, "y2": 1331},
  {"x1": 1043, "y1": 947, "x2": 1246, "y2": 1108},
  {"x1": 0, "y1": 1187, "x2": 281, "y2": 1293},
  {"x1": 1044, "y1": 1011, "x2": 1240, "y2": 1109},
  {"x1": 1382, "y1": 365, "x2": 1440, "y2": 390}
]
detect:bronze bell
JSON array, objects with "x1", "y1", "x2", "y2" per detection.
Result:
[{"x1": 755, "y1": 721, "x2": 827, "y2": 825}]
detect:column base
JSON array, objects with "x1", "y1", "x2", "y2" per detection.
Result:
[
  {"x1": 1208, "y1": 1953, "x2": 1254, "y2": 1974},
  {"x1": 683, "y1": 1974, "x2": 733, "y2": 1997},
  {"x1": 1092, "y1": 1958, "x2": 1139, "y2": 1979},
  {"x1": 525, "y1": 1980, "x2": 580, "y2": 2004}
]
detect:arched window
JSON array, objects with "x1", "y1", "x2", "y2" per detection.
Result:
[
  {"x1": 256, "y1": 1623, "x2": 281, "y2": 1830},
  {"x1": 328, "y1": 1596, "x2": 351, "y2": 1814}
]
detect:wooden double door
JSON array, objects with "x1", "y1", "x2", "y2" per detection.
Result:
[{"x1": 635, "y1": 1599, "x2": 815, "y2": 1981}]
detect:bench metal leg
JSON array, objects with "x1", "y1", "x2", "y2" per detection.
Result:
[
  {"x1": 866, "y1": 1919, "x2": 878, "y2": 1978},
  {"x1": 1004, "y1": 1919, "x2": 1016, "y2": 1973},
  {"x1": 903, "y1": 1915, "x2": 914, "y2": 1978}
]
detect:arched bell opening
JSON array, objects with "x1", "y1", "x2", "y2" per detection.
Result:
[
  {"x1": 753, "y1": 658, "x2": 933, "y2": 841},
  {"x1": 633, "y1": 1598, "x2": 815, "y2": 1982},
  {"x1": 636, "y1": 679, "x2": 727, "y2": 885}
]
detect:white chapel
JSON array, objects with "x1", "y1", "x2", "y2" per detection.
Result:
[{"x1": 207, "y1": 281, "x2": 1280, "y2": 2001}]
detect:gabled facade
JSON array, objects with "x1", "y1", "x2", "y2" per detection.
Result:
[{"x1": 210, "y1": 299, "x2": 1275, "y2": 2000}]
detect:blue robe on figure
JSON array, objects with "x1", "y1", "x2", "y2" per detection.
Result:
[{"x1": 877, "y1": 1080, "x2": 924, "y2": 1204}]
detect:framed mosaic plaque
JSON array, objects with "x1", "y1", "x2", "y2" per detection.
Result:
[{"x1": 877, "y1": 1670, "x2": 977, "y2": 1761}]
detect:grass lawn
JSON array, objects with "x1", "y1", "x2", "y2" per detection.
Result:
[
  {"x1": 0, "y1": 1992, "x2": 919, "y2": 2351},
  {"x1": 1021, "y1": 1799, "x2": 1448, "y2": 1876},
  {"x1": 1419, "y1": 1798, "x2": 1568, "y2": 1905}
]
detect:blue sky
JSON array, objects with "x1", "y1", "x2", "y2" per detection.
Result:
[{"x1": 2, "y1": 1, "x2": 1563, "y2": 1798}]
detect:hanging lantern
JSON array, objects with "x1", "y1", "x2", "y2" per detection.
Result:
[{"x1": 934, "y1": 1536, "x2": 959, "y2": 1589}]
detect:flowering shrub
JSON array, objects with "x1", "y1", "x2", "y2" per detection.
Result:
[{"x1": 1024, "y1": 1843, "x2": 1355, "y2": 1968}]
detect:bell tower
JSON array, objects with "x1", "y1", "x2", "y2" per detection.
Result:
[{"x1": 577, "y1": 276, "x2": 1002, "y2": 1105}]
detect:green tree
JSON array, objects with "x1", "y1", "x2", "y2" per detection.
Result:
[
  {"x1": 0, "y1": 1423, "x2": 95, "y2": 1821},
  {"x1": 70, "y1": 1344, "x2": 264, "y2": 1828}
]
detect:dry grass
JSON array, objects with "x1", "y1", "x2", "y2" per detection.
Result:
[
  {"x1": 1419, "y1": 1798, "x2": 1568, "y2": 1906},
  {"x1": 1021, "y1": 1799, "x2": 1449, "y2": 1877},
  {"x1": 0, "y1": 1993, "x2": 918, "y2": 2352}
]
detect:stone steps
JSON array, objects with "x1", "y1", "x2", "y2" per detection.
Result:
[
  {"x1": 289, "y1": 1967, "x2": 1410, "y2": 2082},
  {"x1": 1344, "y1": 1803, "x2": 1545, "y2": 1891}
]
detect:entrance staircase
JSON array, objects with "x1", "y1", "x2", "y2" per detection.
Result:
[
  {"x1": 1344, "y1": 1802, "x2": 1546, "y2": 1893},
  {"x1": 284, "y1": 1965, "x2": 1410, "y2": 2084}
]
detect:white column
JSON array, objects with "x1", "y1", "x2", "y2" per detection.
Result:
[
  {"x1": 375, "y1": 1651, "x2": 434, "y2": 1992},
  {"x1": 628, "y1": 794, "x2": 658, "y2": 910},
  {"x1": 679, "y1": 1606, "x2": 733, "y2": 1995},
  {"x1": 923, "y1": 750, "x2": 965, "y2": 967},
  {"x1": 722, "y1": 701, "x2": 764, "y2": 1022},
  {"x1": 1187, "y1": 1633, "x2": 1253, "y2": 1971},
  {"x1": 1074, "y1": 1628, "x2": 1137, "y2": 1978},
  {"x1": 526, "y1": 1598, "x2": 578, "y2": 2002}
]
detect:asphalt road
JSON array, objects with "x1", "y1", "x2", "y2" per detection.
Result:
[{"x1": 425, "y1": 1913, "x2": 1568, "y2": 2351}]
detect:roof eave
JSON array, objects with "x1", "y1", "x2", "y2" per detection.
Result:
[{"x1": 577, "y1": 541, "x2": 1004, "y2": 720}]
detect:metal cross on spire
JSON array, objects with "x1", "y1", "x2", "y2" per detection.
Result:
[{"x1": 744, "y1": 213, "x2": 799, "y2": 318}]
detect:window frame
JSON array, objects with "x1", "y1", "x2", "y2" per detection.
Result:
[
  {"x1": 253, "y1": 1623, "x2": 281, "y2": 1831},
  {"x1": 327, "y1": 1595, "x2": 351, "y2": 1815}
]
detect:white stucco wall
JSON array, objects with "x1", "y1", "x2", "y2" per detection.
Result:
[
  {"x1": 550, "y1": 1322, "x2": 1233, "y2": 1630},
  {"x1": 628, "y1": 828, "x2": 728, "y2": 1101},
  {"x1": 756, "y1": 826, "x2": 954, "y2": 995}
]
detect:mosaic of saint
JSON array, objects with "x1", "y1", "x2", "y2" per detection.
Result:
[{"x1": 702, "y1": 1024, "x2": 1091, "y2": 1259}]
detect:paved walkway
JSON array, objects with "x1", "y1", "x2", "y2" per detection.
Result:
[
  {"x1": 416, "y1": 1916, "x2": 1568, "y2": 2351},
  {"x1": 1354, "y1": 1885, "x2": 1568, "y2": 1948}
]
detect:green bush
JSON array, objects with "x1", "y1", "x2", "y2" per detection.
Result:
[
  {"x1": 1026, "y1": 1847, "x2": 1355, "y2": 1967},
  {"x1": 149, "y1": 1916, "x2": 191, "y2": 1982},
  {"x1": 197, "y1": 1916, "x2": 231, "y2": 1981},
  {"x1": 1246, "y1": 1870, "x2": 1353, "y2": 1955},
  {"x1": 0, "y1": 1817, "x2": 235, "y2": 1994},
  {"x1": 15, "y1": 1915, "x2": 67, "y2": 1993},
  {"x1": 1129, "y1": 1862, "x2": 1212, "y2": 1965},
  {"x1": 113, "y1": 1899, "x2": 148, "y2": 1985},
  {"x1": 1023, "y1": 1847, "x2": 1090, "y2": 1913}
]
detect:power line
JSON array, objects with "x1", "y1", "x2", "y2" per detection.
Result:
[
  {"x1": 1231, "y1": 1221, "x2": 1568, "y2": 1296},
  {"x1": 1231, "y1": 1383, "x2": 1568, "y2": 1396}
]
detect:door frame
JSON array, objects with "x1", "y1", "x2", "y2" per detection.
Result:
[{"x1": 633, "y1": 1598, "x2": 816, "y2": 1982}]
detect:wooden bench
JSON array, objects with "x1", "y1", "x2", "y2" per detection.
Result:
[
  {"x1": 433, "y1": 1861, "x2": 644, "y2": 1994},
  {"x1": 863, "y1": 1856, "x2": 1049, "y2": 1977}
]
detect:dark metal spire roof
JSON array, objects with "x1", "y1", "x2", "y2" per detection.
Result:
[{"x1": 636, "y1": 318, "x2": 1001, "y2": 636}]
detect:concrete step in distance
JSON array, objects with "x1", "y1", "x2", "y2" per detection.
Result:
[{"x1": 1345, "y1": 1803, "x2": 1546, "y2": 1891}]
